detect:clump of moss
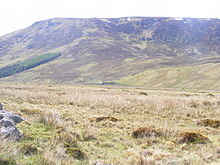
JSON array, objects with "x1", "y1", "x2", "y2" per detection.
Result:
[
  {"x1": 177, "y1": 132, "x2": 210, "y2": 144},
  {"x1": 132, "y1": 127, "x2": 161, "y2": 138},
  {"x1": 19, "y1": 143, "x2": 38, "y2": 155},
  {"x1": 197, "y1": 119, "x2": 220, "y2": 128},
  {"x1": 91, "y1": 116, "x2": 119, "y2": 122}
]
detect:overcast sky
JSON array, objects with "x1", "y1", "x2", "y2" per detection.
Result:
[{"x1": 0, "y1": 0, "x2": 219, "y2": 36}]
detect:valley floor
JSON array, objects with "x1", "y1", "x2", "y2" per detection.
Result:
[{"x1": 0, "y1": 84, "x2": 220, "y2": 164}]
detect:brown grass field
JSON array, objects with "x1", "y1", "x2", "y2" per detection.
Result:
[{"x1": 0, "y1": 84, "x2": 220, "y2": 165}]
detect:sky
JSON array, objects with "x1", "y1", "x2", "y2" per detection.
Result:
[{"x1": 0, "y1": 0, "x2": 219, "y2": 36}]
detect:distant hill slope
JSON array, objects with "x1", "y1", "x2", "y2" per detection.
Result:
[
  {"x1": 0, "y1": 53, "x2": 61, "y2": 78},
  {"x1": 0, "y1": 17, "x2": 220, "y2": 89}
]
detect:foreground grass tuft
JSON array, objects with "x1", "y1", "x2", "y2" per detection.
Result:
[
  {"x1": 132, "y1": 127, "x2": 162, "y2": 138},
  {"x1": 19, "y1": 142, "x2": 38, "y2": 155},
  {"x1": 65, "y1": 147, "x2": 86, "y2": 160},
  {"x1": 197, "y1": 119, "x2": 220, "y2": 128},
  {"x1": 177, "y1": 132, "x2": 210, "y2": 144}
]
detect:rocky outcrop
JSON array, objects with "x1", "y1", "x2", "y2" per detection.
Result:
[
  {"x1": 0, "y1": 103, "x2": 3, "y2": 110},
  {"x1": 0, "y1": 104, "x2": 24, "y2": 141}
]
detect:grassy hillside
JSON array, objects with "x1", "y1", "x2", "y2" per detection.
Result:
[
  {"x1": 117, "y1": 63, "x2": 220, "y2": 90},
  {"x1": 1, "y1": 85, "x2": 220, "y2": 164},
  {"x1": 0, "y1": 17, "x2": 220, "y2": 89}
]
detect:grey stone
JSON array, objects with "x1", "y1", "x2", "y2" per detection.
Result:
[
  {"x1": 0, "y1": 110, "x2": 23, "y2": 124},
  {"x1": 0, "y1": 119, "x2": 14, "y2": 127},
  {"x1": 0, "y1": 125, "x2": 22, "y2": 141},
  {"x1": 0, "y1": 109, "x2": 24, "y2": 141},
  {"x1": 0, "y1": 103, "x2": 3, "y2": 110}
]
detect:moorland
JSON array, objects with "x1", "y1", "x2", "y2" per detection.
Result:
[{"x1": 0, "y1": 84, "x2": 220, "y2": 164}]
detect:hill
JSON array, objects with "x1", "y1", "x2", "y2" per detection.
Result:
[{"x1": 0, "y1": 17, "x2": 220, "y2": 89}]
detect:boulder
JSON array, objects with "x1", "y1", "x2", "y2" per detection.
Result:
[
  {"x1": 0, "y1": 110, "x2": 23, "y2": 124},
  {"x1": 0, "y1": 107, "x2": 23, "y2": 141},
  {"x1": 0, "y1": 124, "x2": 22, "y2": 141},
  {"x1": 0, "y1": 103, "x2": 3, "y2": 110}
]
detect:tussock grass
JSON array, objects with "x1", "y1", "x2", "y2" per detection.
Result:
[
  {"x1": 132, "y1": 127, "x2": 162, "y2": 138},
  {"x1": 177, "y1": 132, "x2": 210, "y2": 144},
  {"x1": 0, "y1": 138, "x2": 18, "y2": 164},
  {"x1": 18, "y1": 142, "x2": 38, "y2": 155},
  {"x1": 0, "y1": 84, "x2": 220, "y2": 164},
  {"x1": 38, "y1": 111, "x2": 62, "y2": 128},
  {"x1": 197, "y1": 119, "x2": 220, "y2": 128}
]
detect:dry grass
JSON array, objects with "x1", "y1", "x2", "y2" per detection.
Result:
[
  {"x1": 0, "y1": 138, "x2": 18, "y2": 164},
  {"x1": 90, "y1": 116, "x2": 120, "y2": 123},
  {"x1": 38, "y1": 111, "x2": 62, "y2": 128},
  {"x1": 0, "y1": 84, "x2": 220, "y2": 164}
]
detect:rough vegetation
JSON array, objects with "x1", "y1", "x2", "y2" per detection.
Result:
[
  {"x1": 177, "y1": 132, "x2": 210, "y2": 144},
  {"x1": 132, "y1": 127, "x2": 161, "y2": 138},
  {"x1": 0, "y1": 84, "x2": 220, "y2": 164},
  {"x1": 197, "y1": 119, "x2": 220, "y2": 128},
  {"x1": 91, "y1": 116, "x2": 119, "y2": 122}
]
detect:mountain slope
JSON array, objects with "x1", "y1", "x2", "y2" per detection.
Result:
[
  {"x1": 0, "y1": 17, "x2": 220, "y2": 89},
  {"x1": 117, "y1": 63, "x2": 220, "y2": 89}
]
